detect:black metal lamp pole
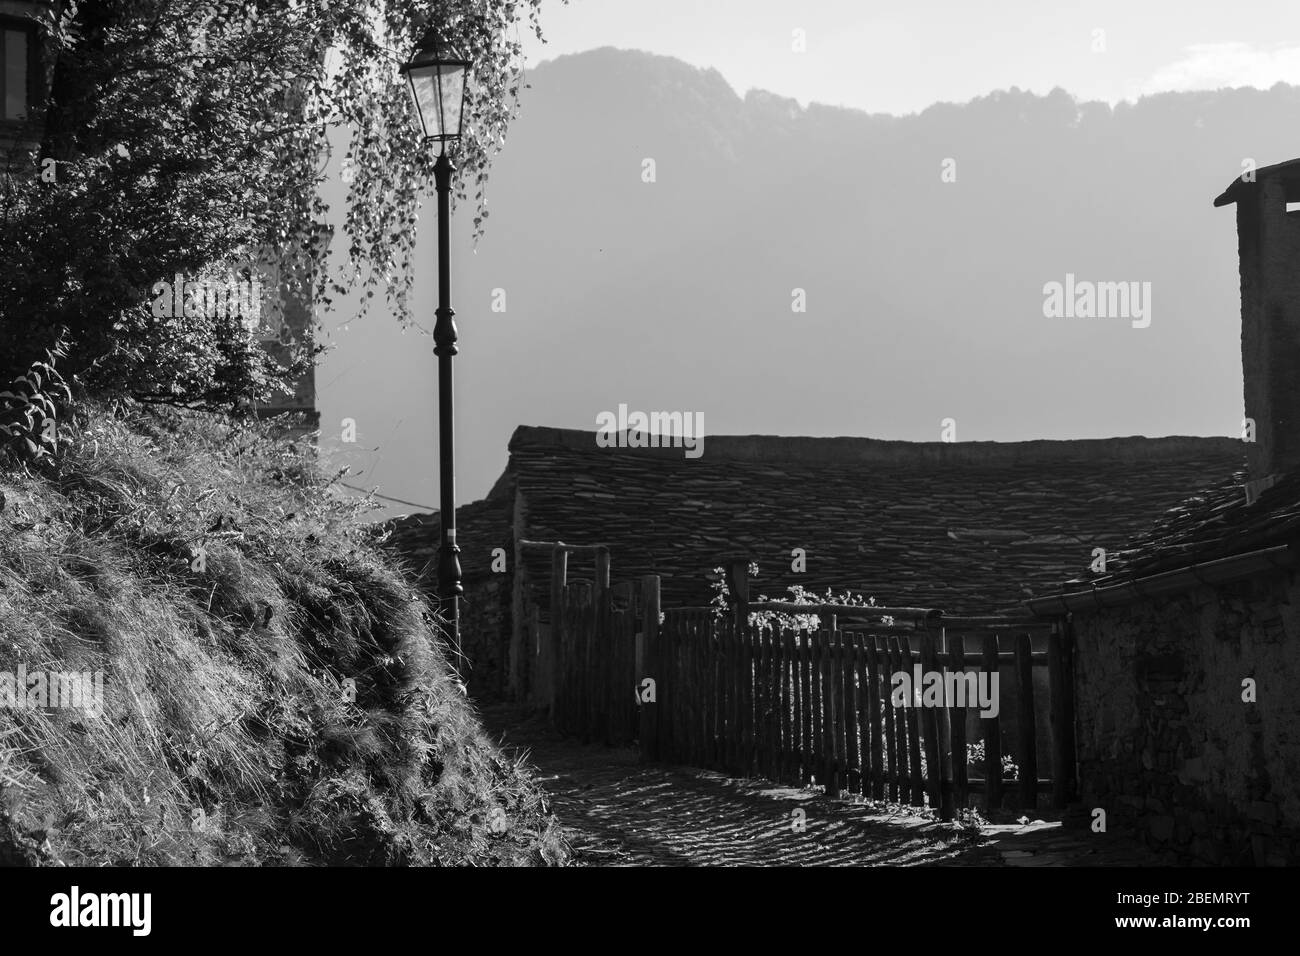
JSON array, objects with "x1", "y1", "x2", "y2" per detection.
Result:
[
  {"x1": 401, "y1": 25, "x2": 470, "y2": 641},
  {"x1": 433, "y1": 150, "x2": 462, "y2": 639}
]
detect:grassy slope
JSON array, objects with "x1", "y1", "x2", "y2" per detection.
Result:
[{"x1": 0, "y1": 403, "x2": 568, "y2": 866}]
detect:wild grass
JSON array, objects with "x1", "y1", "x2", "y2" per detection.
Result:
[{"x1": 0, "y1": 401, "x2": 569, "y2": 866}]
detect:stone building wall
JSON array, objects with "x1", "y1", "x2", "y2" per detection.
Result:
[
  {"x1": 456, "y1": 572, "x2": 511, "y2": 698},
  {"x1": 1071, "y1": 571, "x2": 1300, "y2": 865}
]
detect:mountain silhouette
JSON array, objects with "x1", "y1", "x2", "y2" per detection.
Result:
[{"x1": 319, "y1": 47, "x2": 1300, "y2": 511}]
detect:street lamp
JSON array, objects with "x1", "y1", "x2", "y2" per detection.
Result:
[{"x1": 402, "y1": 26, "x2": 470, "y2": 639}]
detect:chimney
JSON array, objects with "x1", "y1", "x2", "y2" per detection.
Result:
[{"x1": 1215, "y1": 160, "x2": 1300, "y2": 479}]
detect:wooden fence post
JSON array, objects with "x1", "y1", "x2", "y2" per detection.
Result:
[
  {"x1": 547, "y1": 546, "x2": 568, "y2": 721},
  {"x1": 639, "y1": 575, "x2": 661, "y2": 761},
  {"x1": 1015, "y1": 632, "x2": 1038, "y2": 811},
  {"x1": 726, "y1": 558, "x2": 750, "y2": 632}
]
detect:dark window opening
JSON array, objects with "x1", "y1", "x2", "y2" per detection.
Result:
[{"x1": 0, "y1": 20, "x2": 36, "y2": 121}]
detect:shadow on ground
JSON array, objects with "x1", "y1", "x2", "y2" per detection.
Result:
[{"x1": 480, "y1": 704, "x2": 1167, "y2": 867}]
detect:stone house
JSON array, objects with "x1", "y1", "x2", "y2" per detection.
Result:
[
  {"x1": 1027, "y1": 158, "x2": 1300, "y2": 865},
  {"x1": 386, "y1": 425, "x2": 1242, "y2": 701}
]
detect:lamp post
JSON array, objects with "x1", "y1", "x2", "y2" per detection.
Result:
[{"x1": 402, "y1": 27, "x2": 470, "y2": 640}]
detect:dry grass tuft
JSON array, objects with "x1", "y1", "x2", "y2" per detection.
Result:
[{"x1": 0, "y1": 402, "x2": 569, "y2": 866}]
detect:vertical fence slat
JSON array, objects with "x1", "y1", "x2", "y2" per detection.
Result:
[
  {"x1": 687, "y1": 611, "x2": 698, "y2": 767},
  {"x1": 624, "y1": 600, "x2": 636, "y2": 744},
  {"x1": 866, "y1": 636, "x2": 884, "y2": 801},
  {"x1": 770, "y1": 628, "x2": 782, "y2": 782},
  {"x1": 982, "y1": 633, "x2": 1003, "y2": 813},
  {"x1": 741, "y1": 622, "x2": 754, "y2": 776},
  {"x1": 670, "y1": 611, "x2": 681, "y2": 763},
  {"x1": 638, "y1": 575, "x2": 660, "y2": 761},
  {"x1": 561, "y1": 586, "x2": 572, "y2": 734},
  {"x1": 717, "y1": 614, "x2": 729, "y2": 772},
  {"x1": 683, "y1": 612, "x2": 695, "y2": 767},
  {"x1": 594, "y1": 551, "x2": 609, "y2": 742},
  {"x1": 754, "y1": 625, "x2": 767, "y2": 779},
  {"x1": 584, "y1": 587, "x2": 593, "y2": 742},
  {"x1": 886, "y1": 636, "x2": 904, "y2": 803},
  {"x1": 750, "y1": 621, "x2": 761, "y2": 778},
  {"x1": 780, "y1": 627, "x2": 794, "y2": 783},
  {"x1": 845, "y1": 633, "x2": 861, "y2": 794},
  {"x1": 711, "y1": 613, "x2": 723, "y2": 771},
  {"x1": 832, "y1": 628, "x2": 847, "y2": 797},
  {"x1": 686, "y1": 611, "x2": 697, "y2": 766},
  {"x1": 1015, "y1": 632, "x2": 1038, "y2": 811},
  {"x1": 754, "y1": 626, "x2": 766, "y2": 780},
  {"x1": 948, "y1": 632, "x2": 968, "y2": 813},
  {"x1": 766, "y1": 626, "x2": 778, "y2": 783},
  {"x1": 919, "y1": 631, "x2": 945, "y2": 816},
  {"x1": 808, "y1": 627, "x2": 821, "y2": 786},
  {"x1": 821, "y1": 627, "x2": 840, "y2": 798},
  {"x1": 1062, "y1": 618, "x2": 1077, "y2": 803},
  {"x1": 1048, "y1": 625, "x2": 1069, "y2": 810},
  {"x1": 898, "y1": 635, "x2": 925, "y2": 807},
  {"x1": 735, "y1": 616, "x2": 744, "y2": 776},
  {"x1": 727, "y1": 615, "x2": 741, "y2": 775},
  {"x1": 795, "y1": 629, "x2": 806, "y2": 785},
  {"x1": 610, "y1": 603, "x2": 622, "y2": 743},
  {"x1": 785, "y1": 627, "x2": 795, "y2": 783},
  {"x1": 548, "y1": 548, "x2": 568, "y2": 721},
  {"x1": 699, "y1": 612, "x2": 710, "y2": 769},
  {"x1": 656, "y1": 611, "x2": 669, "y2": 760},
  {"x1": 760, "y1": 626, "x2": 773, "y2": 781}
]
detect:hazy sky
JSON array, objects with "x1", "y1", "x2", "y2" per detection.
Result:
[
  {"x1": 521, "y1": 0, "x2": 1300, "y2": 115},
  {"x1": 317, "y1": 1, "x2": 1300, "y2": 517}
]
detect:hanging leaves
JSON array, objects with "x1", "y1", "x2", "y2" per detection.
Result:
[{"x1": 0, "y1": 0, "x2": 549, "y2": 406}]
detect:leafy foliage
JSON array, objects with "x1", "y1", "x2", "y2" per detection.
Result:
[
  {"x1": 709, "y1": 562, "x2": 891, "y2": 630},
  {"x1": 0, "y1": 0, "x2": 548, "y2": 407},
  {"x1": 0, "y1": 352, "x2": 72, "y2": 465},
  {"x1": 966, "y1": 740, "x2": 1019, "y2": 781}
]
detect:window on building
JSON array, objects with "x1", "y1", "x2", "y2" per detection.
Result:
[{"x1": 0, "y1": 21, "x2": 34, "y2": 121}]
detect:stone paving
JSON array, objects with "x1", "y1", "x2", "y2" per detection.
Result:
[{"x1": 482, "y1": 705, "x2": 1170, "y2": 867}]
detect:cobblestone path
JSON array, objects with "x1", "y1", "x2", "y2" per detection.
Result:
[{"x1": 483, "y1": 705, "x2": 1168, "y2": 867}]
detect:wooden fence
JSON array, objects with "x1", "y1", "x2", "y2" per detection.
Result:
[{"x1": 547, "y1": 557, "x2": 1075, "y2": 819}]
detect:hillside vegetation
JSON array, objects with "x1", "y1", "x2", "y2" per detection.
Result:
[{"x1": 0, "y1": 402, "x2": 568, "y2": 866}]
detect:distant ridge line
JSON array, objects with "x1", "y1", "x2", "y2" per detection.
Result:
[{"x1": 508, "y1": 424, "x2": 1244, "y2": 467}]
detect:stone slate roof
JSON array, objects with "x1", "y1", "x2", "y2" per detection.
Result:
[
  {"x1": 1055, "y1": 466, "x2": 1300, "y2": 592},
  {"x1": 386, "y1": 426, "x2": 1243, "y2": 617}
]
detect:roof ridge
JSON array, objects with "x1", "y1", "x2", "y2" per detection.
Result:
[{"x1": 507, "y1": 424, "x2": 1244, "y2": 467}]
